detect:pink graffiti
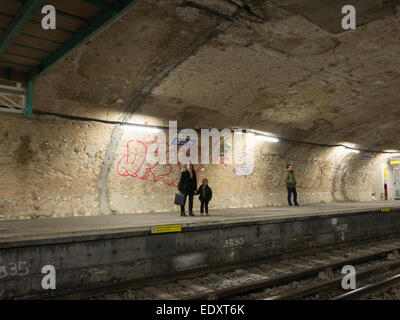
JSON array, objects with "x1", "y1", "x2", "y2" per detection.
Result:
[
  {"x1": 117, "y1": 139, "x2": 202, "y2": 187},
  {"x1": 211, "y1": 155, "x2": 229, "y2": 167}
]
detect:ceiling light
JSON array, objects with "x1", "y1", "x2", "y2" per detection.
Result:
[
  {"x1": 256, "y1": 135, "x2": 279, "y2": 143},
  {"x1": 120, "y1": 124, "x2": 160, "y2": 133},
  {"x1": 346, "y1": 148, "x2": 360, "y2": 153},
  {"x1": 338, "y1": 146, "x2": 359, "y2": 153}
]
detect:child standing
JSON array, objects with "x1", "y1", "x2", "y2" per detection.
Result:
[{"x1": 197, "y1": 179, "x2": 212, "y2": 216}]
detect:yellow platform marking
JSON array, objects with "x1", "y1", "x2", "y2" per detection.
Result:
[
  {"x1": 150, "y1": 224, "x2": 182, "y2": 234},
  {"x1": 383, "y1": 168, "x2": 388, "y2": 178},
  {"x1": 381, "y1": 207, "x2": 391, "y2": 213}
]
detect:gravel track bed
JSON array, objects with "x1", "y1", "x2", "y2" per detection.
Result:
[{"x1": 92, "y1": 237, "x2": 400, "y2": 300}]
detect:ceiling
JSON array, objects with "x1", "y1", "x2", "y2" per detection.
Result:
[{"x1": 0, "y1": 0, "x2": 141, "y2": 83}]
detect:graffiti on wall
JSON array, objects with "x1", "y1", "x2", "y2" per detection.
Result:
[
  {"x1": 233, "y1": 166, "x2": 254, "y2": 177},
  {"x1": 117, "y1": 138, "x2": 202, "y2": 187},
  {"x1": 171, "y1": 137, "x2": 197, "y2": 147},
  {"x1": 117, "y1": 129, "x2": 255, "y2": 187},
  {"x1": 232, "y1": 147, "x2": 255, "y2": 178}
]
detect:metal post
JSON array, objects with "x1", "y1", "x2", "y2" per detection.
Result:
[
  {"x1": 4, "y1": 68, "x2": 12, "y2": 80},
  {"x1": 25, "y1": 80, "x2": 33, "y2": 118}
]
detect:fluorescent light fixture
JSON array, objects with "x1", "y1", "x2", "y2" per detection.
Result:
[
  {"x1": 120, "y1": 124, "x2": 160, "y2": 133},
  {"x1": 346, "y1": 148, "x2": 360, "y2": 153},
  {"x1": 390, "y1": 153, "x2": 400, "y2": 156},
  {"x1": 256, "y1": 135, "x2": 279, "y2": 143},
  {"x1": 338, "y1": 146, "x2": 359, "y2": 153}
]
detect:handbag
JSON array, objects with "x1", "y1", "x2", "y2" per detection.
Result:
[{"x1": 174, "y1": 193, "x2": 185, "y2": 206}]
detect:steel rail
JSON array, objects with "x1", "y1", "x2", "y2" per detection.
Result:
[
  {"x1": 181, "y1": 247, "x2": 400, "y2": 300},
  {"x1": 267, "y1": 260, "x2": 400, "y2": 300},
  {"x1": 31, "y1": 242, "x2": 400, "y2": 300},
  {"x1": 332, "y1": 273, "x2": 400, "y2": 300}
]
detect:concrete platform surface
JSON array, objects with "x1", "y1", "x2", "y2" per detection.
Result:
[{"x1": 1, "y1": 201, "x2": 399, "y2": 246}]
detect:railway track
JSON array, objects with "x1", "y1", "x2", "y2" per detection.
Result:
[
  {"x1": 266, "y1": 260, "x2": 400, "y2": 300},
  {"x1": 333, "y1": 274, "x2": 400, "y2": 300},
  {"x1": 41, "y1": 236, "x2": 400, "y2": 300}
]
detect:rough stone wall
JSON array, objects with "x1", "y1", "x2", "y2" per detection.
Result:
[
  {"x1": 1, "y1": 0, "x2": 399, "y2": 219},
  {"x1": 0, "y1": 113, "x2": 109, "y2": 219}
]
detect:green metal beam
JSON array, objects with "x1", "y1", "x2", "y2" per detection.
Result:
[
  {"x1": 29, "y1": 0, "x2": 142, "y2": 81},
  {"x1": 4, "y1": 68, "x2": 12, "y2": 81},
  {"x1": 25, "y1": 80, "x2": 34, "y2": 118},
  {"x1": 0, "y1": 0, "x2": 45, "y2": 55}
]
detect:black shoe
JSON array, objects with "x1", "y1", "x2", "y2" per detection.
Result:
[
  {"x1": 189, "y1": 212, "x2": 195, "y2": 216},
  {"x1": 294, "y1": 203, "x2": 299, "y2": 206},
  {"x1": 181, "y1": 213, "x2": 187, "y2": 217}
]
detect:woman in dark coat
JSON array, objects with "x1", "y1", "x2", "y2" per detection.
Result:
[{"x1": 178, "y1": 162, "x2": 197, "y2": 216}]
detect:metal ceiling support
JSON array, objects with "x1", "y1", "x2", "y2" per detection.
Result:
[
  {"x1": 4, "y1": 68, "x2": 12, "y2": 81},
  {"x1": 0, "y1": 0, "x2": 45, "y2": 55},
  {"x1": 25, "y1": 80, "x2": 33, "y2": 118},
  {"x1": 29, "y1": 0, "x2": 142, "y2": 81},
  {"x1": 1, "y1": 0, "x2": 142, "y2": 118},
  {"x1": 0, "y1": 82, "x2": 27, "y2": 115}
]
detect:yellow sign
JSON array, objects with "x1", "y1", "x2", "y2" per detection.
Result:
[
  {"x1": 150, "y1": 224, "x2": 182, "y2": 234},
  {"x1": 390, "y1": 160, "x2": 400, "y2": 165},
  {"x1": 381, "y1": 207, "x2": 391, "y2": 213},
  {"x1": 384, "y1": 168, "x2": 388, "y2": 178}
]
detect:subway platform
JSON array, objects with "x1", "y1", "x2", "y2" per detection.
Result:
[{"x1": 1, "y1": 200, "x2": 400, "y2": 299}]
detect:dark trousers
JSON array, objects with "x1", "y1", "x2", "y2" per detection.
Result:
[
  {"x1": 181, "y1": 193, "x2": 194, "y2": 214},
  {"x1": 287, "y1": 187, "x2": 298, "y2": 206},
  {"x1": 200, "y1": 200, "x2": 209, "y2": 214}
]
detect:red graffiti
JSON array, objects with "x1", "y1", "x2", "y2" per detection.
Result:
[
  {"x1": 211, "y1": 155, "x2": 229, "y2": 167},
  {"x1": 117, "y1": 139, "x2": 202, "y2": 187}
]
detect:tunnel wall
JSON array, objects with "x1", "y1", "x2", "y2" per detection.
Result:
[
  {"x1": 0, "y1": 112, "x2": 393, "y2": 220},
  {"x1": 1, "y1": 0, "x2": 399, "y2": 220}
]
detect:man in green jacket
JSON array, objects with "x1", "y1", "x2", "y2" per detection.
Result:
[{"x1": 284, "y1": 164, "x2": 299, "y2": 206}]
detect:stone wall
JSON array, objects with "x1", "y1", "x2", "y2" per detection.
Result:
[
  {"x1": 0, "y1": 112, "x2": 393, "y2": 219},
  {"x1": 0, "y1": 0, "x2": 399, "y2": 219}
]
